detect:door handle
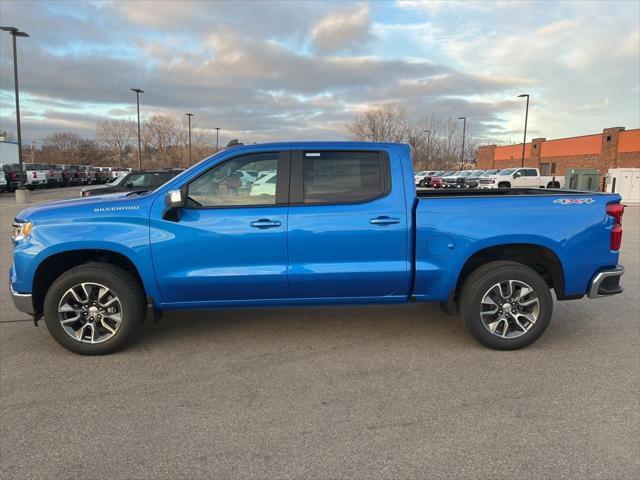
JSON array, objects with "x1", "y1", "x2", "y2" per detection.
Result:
[
  {"x1": 250, "y1": 219, "x2": 282, "y2": 229},
  {"x1": 370, "y1": 216, "x2": 401, "y2": 226}
]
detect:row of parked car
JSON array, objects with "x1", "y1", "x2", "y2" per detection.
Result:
[
  {"x1": 415, "y1": 167, "x2": 565, "y2": 189},
  {"x1": 0, "y1": 163, "x2": 133, "y2": 192}
]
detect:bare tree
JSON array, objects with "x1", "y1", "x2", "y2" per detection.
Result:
[
  {"x1": 144, "y1": 115, "x2": 181, "y2": 168},
  {"x1": 42, "y1": 132, "x2": 82, "y2": 164},
  {"x1": 347, "y1": 104, "x2": 410, "y2": 142},
  {"x1": 96, "y1": 120, "x2": 135, "y2": 168}
]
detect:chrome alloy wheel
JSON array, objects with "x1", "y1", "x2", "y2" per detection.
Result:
[
  {"x1": 57, "y1": 282, "x2": 123, "y2": 344},
  {"x1": 480, "y1": 280, "x2": 540, "y2": 339}
]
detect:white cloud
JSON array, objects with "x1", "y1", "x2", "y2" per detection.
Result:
[{"x1": 310, "y1": 4, "x2": 373, "y2": 54}]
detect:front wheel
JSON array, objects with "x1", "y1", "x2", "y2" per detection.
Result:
[
  {"x1": 43, "y1": 263, "x2": 146, "y2": 355},
  {"x1": 460, "y1": 261, "x2": 553, "y2": 350}
]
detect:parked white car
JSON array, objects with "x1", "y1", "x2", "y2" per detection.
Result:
[
  {"x1": 249, "y1": 171, "x2": 277, "y2": 197},
  {"x1": 478, "y1": 167, "x2": 564, "y2": 189},
  {"x1": 0, "y1": 170, "x2": 7, "y2": 193}
]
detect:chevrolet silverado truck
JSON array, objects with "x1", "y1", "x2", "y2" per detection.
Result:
[
  {"x1": 479, "y1": 167, "x2": 564, "y2": 189},
  {"x1": 10, "y1": 142, "x2": 625, "y2": 355}
]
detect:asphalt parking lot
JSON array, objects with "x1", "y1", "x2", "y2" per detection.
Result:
[{"x1": 1, "y1": 187, "x2": 638, "y2": 480}]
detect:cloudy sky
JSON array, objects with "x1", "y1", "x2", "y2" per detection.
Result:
[{"x1": 1, "y1": 0, "x2": 638, "y2": 147}]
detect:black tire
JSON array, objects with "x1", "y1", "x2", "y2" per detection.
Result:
[
  {"x1": 498, "y1": 182, "x2": 511, "y2": 188},
  {"x1": 460, "y1": 261, "x2": 553, "y2": 350},
  {"x1": 43, "y1": 262, "x2": 145, "y2": 355},
  {"x1": 419, "y1": 180, "x2": 425, "y2": 187}
]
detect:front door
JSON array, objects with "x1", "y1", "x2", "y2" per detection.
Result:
[
  {"x1": 287, "y1": 149, "x2": 410, "y2": 299},
  {"x1": 150, "y1": 150, "x2": 291, "y2": 304}
]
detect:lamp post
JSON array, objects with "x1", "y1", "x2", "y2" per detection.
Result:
[
  {"x1": 423, "y1": 129, "x2": 431, "y2": 170},
  {"x1": 131, "y1": 88, "x2": 144, "y2": 169},
  {"x1": 1, "y1": 26, "x2": 29, "y2": 195},
  {"x1": 458, "y1": 117, "x2": 466, "y2": 169},
  {"x1": 185, "y1": 113, "x2": 194, "y2": 165},
  {"x1": 215, "y1": 127, "x2": 220, "y2": 151},
  {"x1": 518, "y1": 93, "x2": 530, "y2": 167}
]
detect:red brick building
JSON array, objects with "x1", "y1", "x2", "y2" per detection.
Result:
[{"x1": 477, "y1": 127, "x2": 640, "y2": 177}]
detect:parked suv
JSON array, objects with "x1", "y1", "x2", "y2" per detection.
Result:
[{"x1": 80, "y1": 168, "x2": 184, "y2": 197}]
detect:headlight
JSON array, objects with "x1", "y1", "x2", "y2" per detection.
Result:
[{"x1": 12, "y1": 221, "x2": 33, "y2": 242}]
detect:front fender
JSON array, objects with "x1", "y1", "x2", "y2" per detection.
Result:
[{"x1": 11, "y1": 217, "x2": 161, "y2": 305}]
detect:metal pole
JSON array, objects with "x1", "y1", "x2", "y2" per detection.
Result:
[
  {"x1": 518, "y1": 94, "x2": 530, "y2": 167},
  {"x1": 215, "y1": 127, "x2": 220, "y2": 151},
  {"x1": 11, "y1": 33, "x2": 24, "y2": 178},
  {"x1": 185, "y1": 113, "x2": 193, "y2": 165},
  {"x1": 131, "y1": 88, "x2": 144, "y2": 170},
  {"x1": 458, "y1": 117, "x2": 466, "y2": 169},
  {"x1": 424, "y1": 130, "x2": 430, "y2": 170},
  {"x1": 136, "y1": 92, "x2": 141, "y2": 170}
]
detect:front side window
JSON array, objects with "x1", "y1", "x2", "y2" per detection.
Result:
[
  {"x1": 127, "y1": 173, "x2": 152, "y2": 187},
  {"x1": 187, "y1": 152, "x2": 279, "y2": 207},
  {"x1": 302, "y1": 151, "x2": 389, "y2": 204}
]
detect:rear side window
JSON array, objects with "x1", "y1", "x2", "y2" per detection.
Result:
[{"x1": 302, "y1": 151, "x2": 389, "y2": 204}]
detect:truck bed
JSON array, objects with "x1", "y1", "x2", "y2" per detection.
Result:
[{"x1": 416, "y1": 188, "x2": 593, "y2": 198}]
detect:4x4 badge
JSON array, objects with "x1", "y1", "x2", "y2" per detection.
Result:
[{"x1": 553, "y1": 198, "x2": 594, "y2": 205}]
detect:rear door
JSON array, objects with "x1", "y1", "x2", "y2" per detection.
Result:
[{"x1": 287, "y1": 149, "x2": 410, "y2": 299}]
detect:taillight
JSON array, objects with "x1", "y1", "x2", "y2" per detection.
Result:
[{"x1": 607, "y1": 203, "x2": 624, "y2": 251}]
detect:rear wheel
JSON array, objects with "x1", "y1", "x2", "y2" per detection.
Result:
[
  {"x1": 460, "y1": 261, "x2": 553, "y2": 350},
  {"x1": 43, "y1": 263, "x2": 145, "y2": 355},
  {"x1": 498, "y1": 182, "x2": 511, "y2": 188}
]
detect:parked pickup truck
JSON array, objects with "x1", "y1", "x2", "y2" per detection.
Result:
[
  {"x1": 10, "y1": 142, "x2": 625, "y2": 355},
  {"x1": 23, "y1": 164, "x2": 48, "y2": 189},
  {"x1": 478, "y1": 167, "x2": 564, "y2": 189}
]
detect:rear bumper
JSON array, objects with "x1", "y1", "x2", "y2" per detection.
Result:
[
  {"x1": 588, "y1": 265, "x2": 624, "y2": 298},
  {"x1": 10, "y1": 285, "x2": 35, "y2": 315}
]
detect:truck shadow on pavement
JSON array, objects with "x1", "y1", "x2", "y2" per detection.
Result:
[{"x1": 133, "y1": 302, "x2": 475, "y2": 353}]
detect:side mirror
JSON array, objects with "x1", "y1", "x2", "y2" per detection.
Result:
[
  {"x1": 513, "y1": 172, "x2": 522, "y2": 178},
  {"x1": 125, "y1": 182, "x2": 134, "y2": 188},
  {"x1": 163, "y1": 188, "x2": 186, "y2": 221}
]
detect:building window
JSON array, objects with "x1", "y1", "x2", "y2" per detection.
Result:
[{"x1": 606, "y1": 135, "x2": 612, "y2": 141}]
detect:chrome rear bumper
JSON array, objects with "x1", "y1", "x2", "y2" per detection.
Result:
[{"x1": 588, "y1": 266, "x2": 624, "y2": 298}]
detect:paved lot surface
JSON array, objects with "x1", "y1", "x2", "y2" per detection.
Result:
[{"x1": 1, "y1": 187, "x2": 638, "y2": 479}]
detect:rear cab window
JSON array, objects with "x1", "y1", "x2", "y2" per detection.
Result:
[{"x1": 299, "y1": 151, "x2": 390, "y2": 204}]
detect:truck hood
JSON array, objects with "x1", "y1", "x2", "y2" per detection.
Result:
[{"x1": 15, "y1": 191, "x2": 151, "y2": 221}]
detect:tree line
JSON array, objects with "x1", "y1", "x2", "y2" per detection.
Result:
[
  {"x1": 347, "y1": 104, "x2": 479, "y2": 171},
  {"x1": 20, "y1": 104, "x2": 477, "y2": 171},
  {"x1": 28, "y1": 115, "x2": 217, "y2": 169}
]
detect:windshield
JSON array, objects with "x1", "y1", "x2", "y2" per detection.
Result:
[
  {"x1": 481, "y1": 170, "x2": 499, "y2": 176},
  {"x1": 107, "y1": 173, "x2": 130, "y2": 186},
  {"x1": 458, "y1": 171, "x2": 473, "y2": 177},
  {"x1": 498, "y1": 168, "x2": 516, "y2": 175}
]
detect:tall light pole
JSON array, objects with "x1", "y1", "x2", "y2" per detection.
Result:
[
  {"x1": 1, "y1": 26, "x2": 29, "y2": 188},
  {"x1": 185, "y1": 113, "x2": 194, "y2": 165},
  {"x1": 518, "y1": 93, "x2": 530, "y2": 167},
  {"x1": 423, "y1": 129, "x2": 431, "y2": 170},
  {"x1": 215, "y1": 127, "x2": 220, "y2": 151},
  {"x1": 458, "y1": 117, "x2": 466, "y2": 169},
  {"x1": 131, "y1": 88, "x2": 144, "y2": 169}
]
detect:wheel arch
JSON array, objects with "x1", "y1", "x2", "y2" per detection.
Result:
[
  {"x1": 456, "y1": 243, "x2": 567, "y2": 301},
  {"x1": 32, "y1": 249, "x2": 146, "y2": 315}
]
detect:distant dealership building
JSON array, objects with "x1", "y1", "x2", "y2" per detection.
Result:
[{"x1": 477, "y1": 127, "x2": 640, "y2": 177}]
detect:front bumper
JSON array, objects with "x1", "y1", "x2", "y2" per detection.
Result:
[
  {"x1": 588, "y1": 265, "x2": 624, "y2": 298},
  {"x1": 10, "y1": 285, "x2": 35, "y2": 315}
]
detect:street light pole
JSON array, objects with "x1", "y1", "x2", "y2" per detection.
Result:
[
  {"x1": 1, "y1": 26, "x2": 29, "y2": 189},
  {"x1": 458, "y1": 117, "x2": 466, "y2": 169},
  {"x1": 423, "y1": 129, "x2": 431, "y2": 170},
  {"x1": 518, "y1": 93, "x2": 530, "y2": 167},
  {"x1": 131, "y1": 88, "x2": 144, "y2": 170},
  {"x1": 185, "y1": 113, "x2": 194, "y2": 165},
  {"x1": 215, "y1": 127, "x2": 220, "y2": 151}
]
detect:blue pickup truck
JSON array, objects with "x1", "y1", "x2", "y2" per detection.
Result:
[{"x1": 10, "y1": 142, "x2": 625, "y2": 354}]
